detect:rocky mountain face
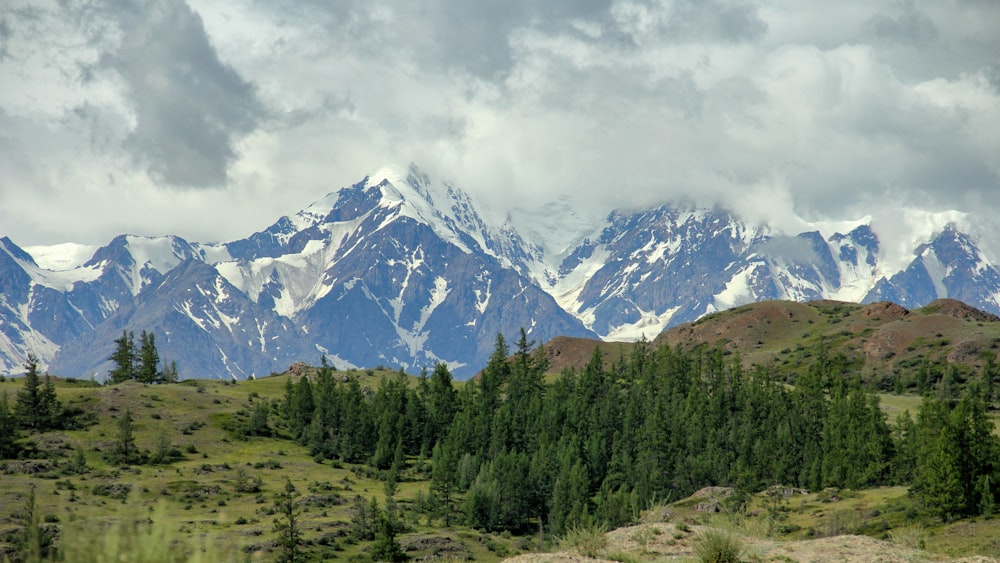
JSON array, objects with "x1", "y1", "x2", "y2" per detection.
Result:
[{"x1": 2, "y1": 166, "x2": 999, "y2": 379}]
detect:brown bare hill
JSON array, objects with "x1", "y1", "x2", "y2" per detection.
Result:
[
  {"x1": 537, "y1": 299, "x2": 1000, "y2": 386},
  {"x1": 541, "y1": 336, "x2": 633, "y2": 374},
  {"x1": 658, "y1": 299, "x2": 1000, "y2": 383}
]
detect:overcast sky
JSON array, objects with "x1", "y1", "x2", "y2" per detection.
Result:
[{"x1": 1, "y1": 0, "x2": 998, "y2": 249}]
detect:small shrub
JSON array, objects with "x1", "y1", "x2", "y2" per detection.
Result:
[
  {"x1": 605, "y1": 551, "x2": 641, "y2": 563},
  {"x1": 92, "y1": 482, "x2": 132, "y2": 502},
  {"x1": 889, "y1": 525, "x2": 925, "y2": 549},
  {"x1": 631, "y1": 526, "x2": 655, "y2": 553},
  {"x1": 234, "y1": 468, "x2": 263, "y2": 494},
  {"x1": 559, "y1": 524, "x2": 607, "y2": 559},
  {"x1": 692, "y1": 529, "x2": 743, "y2": 563}
]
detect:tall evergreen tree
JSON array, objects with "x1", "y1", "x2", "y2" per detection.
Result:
[
  {"x1": 371, "y1": 513, "x2": 406, "y2": 562},
  {"x1": 15, "y1": 354, "x2": 60, "y2": 431},
  {"x1": 0, "y1": 391, "x2": 19, "y2": 459},
  {"x1": 108, "y1": 330, "x2": 136, "y2": 383},
  {"x1": 427, "y1": 363, "x2": 457, "y2": 449},
  {"x1": 162, "y1": 359, "x2": 180, "y2": 383},
  {"x1": 273, "y1": 479, "x2": 304, "y2": 563},
  {"x1": 15, "y1": 354, "x2": 43, "y2": 430},
  {"x1": 137, "y1": 330, "x2": 161, "y2": 383},
  {"x1": 430, "y1": 440, "x2": 459, "y2": 526},
  {"x1": 108, "y1": 406, "x2": 142, "y2": 465}
]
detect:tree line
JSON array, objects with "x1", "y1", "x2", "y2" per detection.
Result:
[{"x1": 281, "y1": 330, "x2": 1000, "y2": 533}]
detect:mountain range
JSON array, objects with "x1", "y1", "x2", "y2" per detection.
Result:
[{"x1": 3, "y1": 164, "x2": 999, "y2": 379}]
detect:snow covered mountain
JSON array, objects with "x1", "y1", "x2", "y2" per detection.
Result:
[{"x1": 3, "y1": 165, "x2": 1000, "y2": 379}]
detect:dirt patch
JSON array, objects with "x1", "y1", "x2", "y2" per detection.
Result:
[
  {"x1": 861, "y1": 301, "x2": 911, "y2": 321},
  {"x1": 0, "y1": 460, "x2": 55, "y2": 475},
  {"x1": 539, "y1": 337, "x2": 630, "y2": 374},
  {"x1": 401, "y1": 534, "x2": 471, "y2": 560},
  {"x1": 689, "y1": 486, "x2": 734, "y2": 501},
  {"x1": 921, "y1": 299, "x2": 1000, "y2": 322},
  {"x1": 503, "y1": 524, "x2": 1000, "y2": 563}
]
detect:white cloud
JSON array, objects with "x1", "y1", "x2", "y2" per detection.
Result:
[{"x1": 0, "y1": 0, "x2": 998, "y2": 249}]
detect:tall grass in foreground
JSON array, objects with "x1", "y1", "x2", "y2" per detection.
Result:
[
  {"x1": 692, "y1": 528, "x2": 744, "y2": 563},
  {"x1": 59, "y1": 503, "x2": 250, "y2": 563},
  {"x1": 558, "y1": 523, "x2": 608, "y2": 558}
]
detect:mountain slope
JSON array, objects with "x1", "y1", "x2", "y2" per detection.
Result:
[
  {"x1": 50, "y1": 259, "x2": 316, "y2": 380},
  {"x1": 4, "y1": 165, "x2": 1000, "y2": 379},
  {"x1": 13, "y1": 168, "x2": 595, "y2": 379}
]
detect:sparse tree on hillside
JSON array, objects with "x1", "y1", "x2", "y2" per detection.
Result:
[
  {"x1": 15, "y1": 354, "x2": 42, "y2": 429},
  {"x1": 371, "y1": 512, "x2": 406, "y2": 562},
  {"x1": 15, "y1": 484, "x2": 57, "y2": 562},
  {"x1": 109, "y1": 330, "x2": 136, "y2": 383},
  {"x1": 108, "y1": 407, "x2": 143, "y2": 465},
  {"x1": 137, "y1": 330, "x2": 161, "y2": 384},
  {"x1": 0, "y1": 391, "x2": 20, "y2": 459},
  {"x1": 273, "y1": 479, "x2": 304, "y2": 563},
  {"x1": 16, "y1": 354, "x2": 60, "y2": 431},
  {"x1": 162, "y1": 359, "x2": 179, "y2": 383}
]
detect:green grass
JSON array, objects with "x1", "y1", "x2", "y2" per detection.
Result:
[
  {"x1": 691, "y1": 528, "x2": 744, "y2": 563},
  {"x1": 559, "y1": 523, "x2": 608, "y2": 558},
  {"x1": 0, "y1": 374, "x2": 514, "y2": 562},
  {"x1": 7, "y1": 370, "x2": 1000, "y2": 561}
]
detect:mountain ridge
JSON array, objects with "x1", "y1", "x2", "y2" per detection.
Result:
[{"x1": 3, "y1": 165, "x2": 1000, "y2": 379}]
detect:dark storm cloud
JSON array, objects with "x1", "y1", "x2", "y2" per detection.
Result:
[{"x1": 92, "y1": 0, "x2": 265, "y2": 187}]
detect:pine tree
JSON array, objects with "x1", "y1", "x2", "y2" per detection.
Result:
[
  {"x1": 427, "y1": 363, "x2": 457, "y2": 448},
  {"x1": 14, "y1": 484, "x2": 57, "y2": 560},
  {"x1": 371, "y1": 513, "x2": 406, "y2": 562},
  {"x1": 108, "y1": 330, "x2": 136, "y2": 383},
  {"x1": 68, "y1": 443, "x2": 88, "y2": 474},
  {"x1": 108, "y1": 407, "x2": 142, "y2": 465},
  {"x1": 39, "y1": 374, "x2": 60, "y2": 430},
  {"x1": 349, "y1": 495, "x2": 377, "y2": 541},
  {"x1": 15, "y1": 354, "x2": 43, "y2": 430},
  {"x1": 430, "y1": 440, "x2": 459, "y2": 526},
  {"x1": 0, "y1": 391, "x2": 20, "y2": 459},
  {"x1": 14, "y1": 355, "x2": 60, "y2": 431},
  {"x1": 137, "y1": 330, "x2": 161, "y2": 384},
  {"x1": 273, "y1": 479, "x2": 304, "y2": 563},
  {"x1": 162, "y1": 359, "x2": 179, "y2": 383},
  {"x1": 244, "y1": 399, "x2": 271, "y2": 437}
]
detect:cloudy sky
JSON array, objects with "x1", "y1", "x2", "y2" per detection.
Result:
[{"x1": 1, "y1": 0, "x2": 998, "y2": 249}]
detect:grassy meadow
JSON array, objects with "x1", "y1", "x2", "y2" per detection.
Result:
[
  {"x1": 3, "y1": 365, "x2": 1000, "y2": 561},
  {"x1": 0, "y1": 371, "x2": 513, "y2": 562}
]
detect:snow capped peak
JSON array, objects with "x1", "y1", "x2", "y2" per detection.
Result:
[
  {"x1": 291, "y1": 192, "x2": 342, "y2": 232},
  {"x1": 121, "y1": 234, "x2": 192, "y2": 274},
  {"x1": 23, "y1": 243, "x2": 98, "y2": 271},
  {"x1": 366, "y1": 165, "x2": 411, "y2": 191},
  {"x1": 869, "y1": 208, "x2": 971, "y2": 275}
]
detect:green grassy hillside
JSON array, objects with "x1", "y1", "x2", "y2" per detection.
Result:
[
  {"x1": 0, "y1": 372, "x2": 512, "y2": 562},
  {"x1": 6, "y1": 318, "x2": 1000, "y2": 562}
]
